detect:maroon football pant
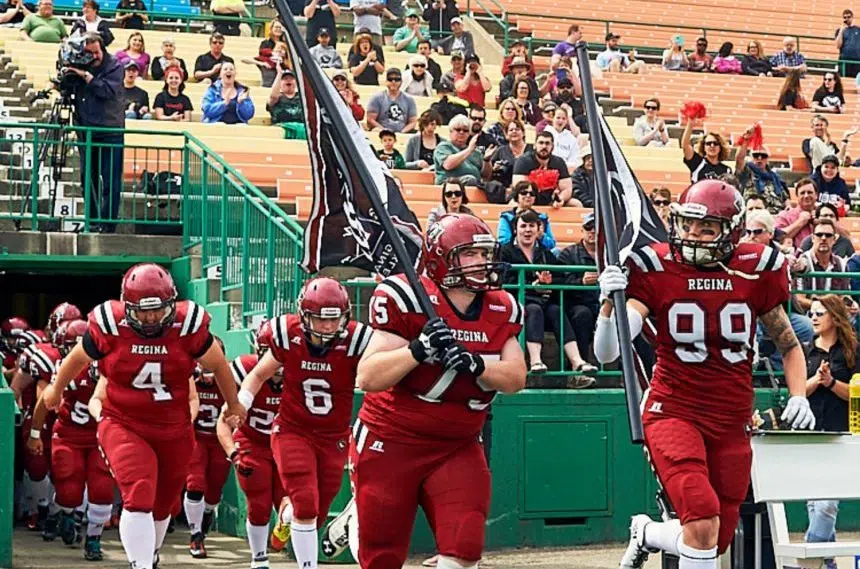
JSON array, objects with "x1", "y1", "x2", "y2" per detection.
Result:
[
  {"x1": 349, "y1": 421, "x2": 490, "y2": 569},
  {"x1": 97, "y1": 416, "x2": 193, "y2": 520},
  {"x1": 234, "y1": 433, "x2": 284, "y2": 526},
  {"x1": 186, "y1": 435, "x2": 231, "y2": 506},
  {"x1": 271, "y1": 430, "x2": 347, "y2": 523},
  {"x1": 51, "y1": 434, "x2": 114, "y2": 509},
  {"x1": 643, "y1": 411, "x2": 752, "y2": 554}
]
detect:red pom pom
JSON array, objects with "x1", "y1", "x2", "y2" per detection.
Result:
[
  {"x1": 741, "y1": 123, "x2": 764, "y2": 150},
  {"x1": 680, "y1": 101, "x2": 708, "y2": 121}
]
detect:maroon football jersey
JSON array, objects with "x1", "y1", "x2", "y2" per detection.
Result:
[
  {"x1": 54, "y1": 363, "x2": 100, "y2": 443},
  {"x1": 19, "y1": 343, "x2": 61, "y2": 383},
  {"x1": 359, "y1": 274, "x2": 524, "y2": 442},
  {"x1": 85, "y1": 300, "x2": 213, "y2": 429},
  {"x1": 268, "y1": 314, "x2": 371, "y2": 439},
  {"x1": 232, "y1": 354, "x2": 283, "y2": 446},
  {"x1": 193, "y1": 372, "x2": 225, "y2": 439},
  {"x1": 625, "y1": 242, "x2": 790, "y2": 426}
]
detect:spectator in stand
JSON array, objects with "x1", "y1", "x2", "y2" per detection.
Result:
[
  {"x1": 499, "y1": 57, "x2": 539, "y2": 103},
  {"x1": 20, "y1": 0, "x2": 65, "y2": 43},
  {"x1": 499, "y1": 210, "x2": 597, "y2": 385},
  {"x1": 350, "y1": 0, "x2": 385, "y2": 42},
  {"x1": 393, "y1": 9, "x2": 429, "y2": 53},
  {"x1": 735, "y1": 142, "x2": 788, "y2": 214},
  {"x1": 454, "y1": 53, "x2": 491, "y2": 107},
  {"x1": 836, "y1": 9, "x2": 860, "y2": 78},
  {"x1": 468, "y1": 105, "x2": 495, "y2": 154},
  {"x1": 633, "y1": 98, "x2": 670, "y2": 147},
  {"x1": 775, "y1": 178, "x2": 819, "y2": 248},
  {"x1": 210, "y1": 0, "x2": 245, "y2": 37},
  {"x1": 777, "y1": 69, "x2": 809, "y2": 110},
  {"x1": 0, "y1": 0, "x2": 33, "y2": 25},
  {"x1": 512, "y1": 131, "x2": 576, "y2": 206},
  {"x1": 745, "y1": 196, "x2": 766, "y2": 212},
  {"x1": 267, "y1": 68, "x2": 305, "y2": 134},
  {"x1": 427, "y1": 177, "x2": 473, "y2": 228},
  {"x1": 333, "y1": 70, "x2": 365, "y2": 122},
  {"x1": 799, "y1": 203, "x2": 855, "y2": 258},
  {"x1": 429, "y1": 76, "x2": 467, "y2": 124},
  {"x1": 743, "y1": 40, "x2": 773, "y2": 76},
  {"x1": 662, "y1": 34, "x2": 689, "y2": 71},
  {"x1": 487, "y1": 98, "x2": 522, "y2": 145},
  {"x1": 812, "y1": 154, "x2": 852, "y2": 212},
  {"x1": 243, "y1": 40, "x2": 290, "y2": 88},
  {"x1": 596, "y1": 33, "x2": 645, "y2": 74},
  {"x1": 743, "y1": 209, "x2": 781, "y2": 249},
  {"x1": 375, "y1": 130, "x2": 406, "y2": 169},
  {"x1": 713, "y1": 42, "x2": 742, "y2": 74},
  {"x1": 70, "y1": 0, "x2": 113, "y2": 46},
  {"x1": 121, "y1": 61, "x2": 150, "y2": 119},
  {"x1": 550, "y1": 23, "x2": 582, "y2": 70},
  {"x1": 114, "y1": 0, "x2": 147, "y2": 30},
  {"x1": 433, "y1": 114, "x2": 490, "y2": 185},
  {"x1": 405, "y1": 109, "x2": 444, "y2": 170},
  {"x1": 151, "y1": 38, "x2": 187, "y2": 81},
  {"x1": 502, "y1": 39, "x2": 536, "y2": 78},
  {"x1": 309, "y1": 28, "x2": 343, "y2": 69},
  {"x1": 812, "y1": 72, "x2": 845, "y2": 114},
  {"x1": 497, "y1": 180, "x2": 555, "y2": 248},
  {"x1": 650, "y1": 187, "x2": 672, "y2": 230},
  {"x1": 681, "y1": 121, "x2": 731, "y2": 182},
  {"x1": 114, "y1": 31, "x2": 150, "y2": 79},
  {"x1": 401, "y1": 55, "x2": 434, "y2": 97},
  {"x1": 771, "y1": 36, "x2": 808, "y2": 76},
  {"x1": 793, "y1": 218, "x2": 851, "y2": 316},
  {"x1": 412, "y1": 40, "x2": 442, "y2": 89},
  {"x1": 807, "y1": 115, "x2": 841, "y2": 169},
  {"x1": 423, "y1": 0, "x2": 458, "y2": 41},
  {"x1": 545, "y1": 106, "x2": 581, "y2": 171},
  {"x1": 435, "y1": 16, "x2": 475, "y2": 57},
  {"x1": 512, "y1": 78, "x2": 539, "y2": 125},
  {"x1": 349, "y1": 31, "x2": 384, "y2": 86},
  {"x1": 201, "y1": 62, "x2": 254, "y2": 125},
  {"x1": 441, "y1": 49, "x2": 465, "y2": 86},
  {"x1": 194, "y1": 33, "x2": 234, "y2": 83},
  {"x1": 488, "y1": 119, "x2": 531, "y2": 191},
  {"x1": 540, "y1": 56, "x2": 582, "y2": 99},
  {"x1": 534, "y1": 101, "x2": 556, "y2": 134},
  {"x1": 304, "y1": 0, "x2": 340, "y2": 47},
  {"x1": 366, "y1": 68, "x2": 418, "y2": 133},
  {"x1": 688, "y1": 37, "x2": 712, "y2": 72},
  {"x1": 572, "y1": 145, "x2": 594, "y2": 207},
  {"x1": 153, "y1": 66, "x2": 193, "y2": 122}
]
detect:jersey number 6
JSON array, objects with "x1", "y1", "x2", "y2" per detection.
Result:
[{"x1": 668, "y1": 301, "x2": 752, "y2": 364}]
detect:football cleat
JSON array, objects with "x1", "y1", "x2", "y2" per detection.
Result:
[
  {"x1": 59, "y1": 511, "x2": 79, "y2": 546},
  {"x1": 250, "y1": 554, "x2": 269, "y2": 569},
  {"x1": 619, "y1": 514, "x2": 659, "y2": 569},
  {"x1": 189, "y1": 532, "x2": 207, "y2": 559},
  {"x1": 321, "y1": 498, "x2": 354, "y2": 559},
  {"x1": 84, "y1": 536, "x2": 103, "y2": 561},
  {"x1": 42, "y1": 514, "x2": 59, "y2": 541},
  {"x1": 270, "y1": 520, "x2": 291, "y2": 552}
]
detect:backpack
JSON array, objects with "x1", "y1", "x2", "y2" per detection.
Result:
[{"x1": 134, "y1": 170, "x2": 182, "y2": 235}]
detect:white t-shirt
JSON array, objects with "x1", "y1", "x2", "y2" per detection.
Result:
[
  {"x1": 545, "y1": 125, "x2": 580, "y2": 168},
  {"x1": 350, "y1": 0, "x2": 382, "y2": 34}
]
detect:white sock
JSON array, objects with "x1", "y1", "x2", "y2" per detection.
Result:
[
  {"x1": 290, "y1": 521, "x2": 318, "y2": 569},
  {"x1": 643, "y1": 518, "x2": 683, "y2": 555},
  {"x1": 437, "y1": 556, "x2": 478, "y2": 569},
  {"x1": 79, "y1": 487, "x2": 89, "y2": 514},
  {"x1": 246, "y1": 520, "x2": 269, "y2": 562},
  {"x1": 87, "y1": 504, "x2": 112, "y2": 538},
  {"x1": 119, "y1": 510, "x2": 155, "y2": 569},
  {"x1": 32, "y1": 477, "x2": 51, "y2": 507},
  {"x1": 153, "y1": 517, "x2": 170, "y2": 552},
  {"x1": 204, "y1": 501, "x2": 218, "y2": 514},
  {"x1": 678, "y1": 539, "x2": 718, "y2": 569},
  {"x1": 280, "y1": 503, "x2": 294, "y2": 526},
  {"x1": 184, "y1": 496, "x2": 205, "y2": 535}
]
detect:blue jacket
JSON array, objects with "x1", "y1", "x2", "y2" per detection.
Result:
[
  {"x1": 812, "y1": 166, "x2": 851, "y2": 206},
  {"x1": 201, "y1": 80, "x2": 255, "y2": 124},
  {"x1": 847, "y1": 254, "x2": 860, "y2": 291},
  {"x1": 497, "y1": 207, "x2": 556, "y2": 250},
  {"x1": 72, "y1": 52, "x2": 125, "y2": 129}
]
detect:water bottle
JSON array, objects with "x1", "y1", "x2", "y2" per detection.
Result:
[{"x1": 849, "y1": 373, "x2": 860, "y2": 434}]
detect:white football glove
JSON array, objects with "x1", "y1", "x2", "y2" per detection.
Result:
[
  {"x1": 780, "y1": 396, "x2": 816, "y2": 430},
  {"x1": 598, "y1": 265, "x2": 628, "y2": 304}
]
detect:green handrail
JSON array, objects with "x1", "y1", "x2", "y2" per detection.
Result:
[{"x1": 465, "y1": 0, "x2": 509, "y2": 51}]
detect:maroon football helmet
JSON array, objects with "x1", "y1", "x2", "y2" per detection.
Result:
[
  {"x1": 1, "y1": 316, "x2": 31, "y2": 354},
  {"x1": 121, "y1": 263, "x2": 178, "y2": 338},
  {"x1": 298, "y1": 277, "x2": 350, "y2": 345},
  {"x1": 47, "y1": 303, "x2": 82, "y2": 335},
  {"x1": 423, "y1": 214, "x2": 506, "y2": 291},
  {"x1": 255, "y1": 319, "x2": 275, "y2": 357},
  {"x1": 53, "y1": 319, "x2": 88, "y2": 357},
  {"x1": 669, "y1": 179, "x2": 745, "y2": 265}
]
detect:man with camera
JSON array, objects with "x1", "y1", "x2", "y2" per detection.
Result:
[{"x1": 63, "y1": 32, "x2": 125, "y2": 233}]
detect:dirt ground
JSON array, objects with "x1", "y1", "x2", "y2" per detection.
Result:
[{"x1": 12, "y1": 527, "x2": 860, "y2": 569}]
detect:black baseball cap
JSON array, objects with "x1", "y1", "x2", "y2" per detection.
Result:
[
  {"x1": 386, "y1": 68, "x2": 402, "y2": 80},
  {"x1": 822, "y1": 154, "x2": 841, "y2": 166},
  {"x1": 317, "y1": 27, "x2": 330, "y2": 36},
  {"x1": 465, "y1": 53, "x2": 481, "y2": 64},
  {"x1": 124, "y1": 60, "x2": 139, "y2": 70},
  {"x1": 605, "y1": 32, "x2": 620, "y2": 41}
]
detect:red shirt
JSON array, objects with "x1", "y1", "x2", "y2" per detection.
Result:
[{"x1": 454, "y1": 73, "x2": 487, "y2": 107}]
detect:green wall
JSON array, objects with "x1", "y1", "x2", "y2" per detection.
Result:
[{"x1": 0, "y1": 388, "x2": 13, "y2": 569}]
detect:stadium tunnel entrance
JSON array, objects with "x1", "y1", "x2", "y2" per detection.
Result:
[{"x1": 0, "y1": 271, "x2": 122, "y2": 326}]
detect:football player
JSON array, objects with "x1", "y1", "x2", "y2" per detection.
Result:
[
  {"x1": 184, "y1": 337, "x2": 232, "y2": 559},
  {"x1": 41, "y1": 263, "x2": 247, "y2": 569},
  {"x1": 27, "y1": 319, "x2": 114, "y2": 560},
  {"x1": 218, "y1": 327, "x2": 283, "y2": 569},
  {"x1": 237, "y1": 277, "x2": 372, "y2": 569},
  {"x1": 1, "y1": 316, "x2": 37, "y2": 378},
  {"x1": 352, "y1": 214, "x2": 527, "y2": 569},
  {"x1": 593, "y1": 180, "x2": 816, "y2": 569}
]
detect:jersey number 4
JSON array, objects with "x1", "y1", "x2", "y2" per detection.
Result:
[
  {"x1": 131, "y1": 362, "x2": 173, "y2": 401},
  {"x1": 668, "y1": 301, "x2": 752, "y2": 364}
]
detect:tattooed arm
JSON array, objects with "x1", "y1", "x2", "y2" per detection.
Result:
[{"x1": 760, "y1": 304, "x2": 807, "y2": 397}]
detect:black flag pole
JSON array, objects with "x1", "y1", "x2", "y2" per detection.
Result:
[
  {"x1": 575, "y1": 41, "x2": 643, "y2": 444},
  {"x1": 271, "y1": 2, "x2": 437, "y2": 319}
]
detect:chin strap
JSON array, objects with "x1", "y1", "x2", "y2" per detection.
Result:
[{"x1": 716, "y1": 260, "x2": 760, "y2": 281}]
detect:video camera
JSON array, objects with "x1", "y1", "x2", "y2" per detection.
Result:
[{"x1": 31, "y1": 35, "x2": 96, "y2": 103}]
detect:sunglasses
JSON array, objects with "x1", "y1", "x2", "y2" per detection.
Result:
[
  {"x1": 444, "y1": 191, "x2": 463, "y2": 197},
  {"x1": 451, "y1": 127, "x2": 470, "y2": 133},
  {"x1": 387, "y1": 76, "x2": 402, "y2": 82},
  {"x1": 810, "y1": 310, "x2": 828, "y2": 318},
  {"x1": 412, "y1": 64, "x2": 426, "y2": 68},
  {"x1": 752, "y1": 153, "x2": 769, "y2": 159},
  {"x1": 745, "y1": 228, "x2": 765, "y2": 236},
  {"x1": 471, "y1": 116, "x2": 486, "y2": 121},
  {"x1": 652, "y1": 199, "x2": 670, "y2": 206},
  {"x1": 704, "y1": 140, "x2": 720, "y2": 147},
  {"x1": 814, "y1": 232, "x2": 835, "y2": 239},
  {"x1": 518, "y1": 191, "x2": 536, "y2": 197},
  {"x1": 645, "y1": 105, "x2": 658, "y2": 111}
]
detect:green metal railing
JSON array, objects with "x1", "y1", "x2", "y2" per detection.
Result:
[{"x1": 465, "y1": 0, "x2": 510, "y2": 50}]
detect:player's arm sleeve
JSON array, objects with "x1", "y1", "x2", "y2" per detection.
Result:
[
  {"x1": 594, "y1": 304, "x2": 644, "y2": 364},
  {"x1": 369, "y1": 278, "x2": 423, "y2": 339}
]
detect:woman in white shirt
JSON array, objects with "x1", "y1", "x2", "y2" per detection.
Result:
[{"x1": 633, "y1": 98, "x2": 670, "y2": 147}]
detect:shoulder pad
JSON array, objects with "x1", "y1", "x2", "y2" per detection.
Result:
[
  {"x1": 92, "y1": 300, "x2": 120, "y2": 336},
  {"x1": 375, "y1": 275, "x2": 422, "y2": 314},
  {"x1": 347, "y1": 322, "x2": 373, "y2": 357},
  {"x1": 178, "y1": 301, "x2": 206, "y2": 337},
  {"x1": 504, "y1": 292, "x2": 525, "y2": 327}
]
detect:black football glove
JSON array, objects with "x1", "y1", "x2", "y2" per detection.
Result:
[
  {"x1": 409, "y1": 317, "x2": 455, "y2": 363},
  {"x1": 441, "y1": 344, "x2": 486, "y2": 377}
]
